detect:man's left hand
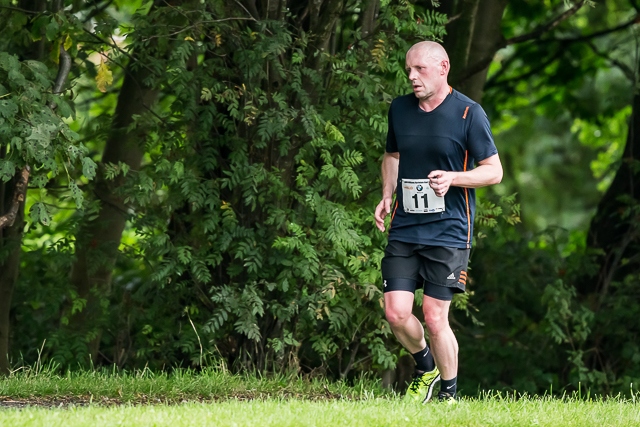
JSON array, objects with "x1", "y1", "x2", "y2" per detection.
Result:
[{"x1": 428, "y1": 170, "x2": 455, "y2": 197}]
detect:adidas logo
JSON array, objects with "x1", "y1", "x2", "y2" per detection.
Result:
[{"x1": 447, "y1": 273, "x2": 455, "y2": 280}]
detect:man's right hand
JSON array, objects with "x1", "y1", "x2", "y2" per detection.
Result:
[{"x1": 374, "y1": 197, "x2": 393, "y2": 232}]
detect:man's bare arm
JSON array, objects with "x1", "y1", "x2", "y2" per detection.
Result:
[
  {"x1": 428, "y1": 154, "x2": 502, "y2": 197},
  {"x1": 375, "y1": 152, "x2": 400, "y2": 232},
  {"x1": 381, "y1": 152, "x2": 400, "y2": 198}
]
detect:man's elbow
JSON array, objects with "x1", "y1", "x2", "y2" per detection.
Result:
[
  {"x1": 479, "y1": 155, "x2": 503, "y2": 186},
  {"x1": 490, "y1": 167, "x2": 503, "y2": 185}
]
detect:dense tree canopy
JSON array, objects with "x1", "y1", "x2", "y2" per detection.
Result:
[{"x1": 0, "y1": 0, "x2": 638, "y2": 397}]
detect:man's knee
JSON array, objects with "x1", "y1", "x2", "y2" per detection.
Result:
[
  {"x1": 385, "y1": 306, "x2": 413, "y2": 327},
  {"x1": 384, "y1": 290, "x2": 416, "y2": 327},
  {"x1": 422, "y1": 306, "x2": 449, "y2": 334}
]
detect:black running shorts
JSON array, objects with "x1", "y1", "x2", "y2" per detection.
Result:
[{"x1": 381, "y1": 240, "x2": 470, "y2": 301}]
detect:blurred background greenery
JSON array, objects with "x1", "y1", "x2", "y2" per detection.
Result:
[{"x1": 1, "y1": 0, "x2": 639, "y2": 397}]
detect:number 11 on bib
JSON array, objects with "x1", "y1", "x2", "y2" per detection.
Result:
[{"x1": 401, "y1": 179, "x2": 446, "y2": 214}]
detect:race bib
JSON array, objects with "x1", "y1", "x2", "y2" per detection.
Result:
[{"x1": 401, "y1": 179, "x2": 445, "y2": 214}]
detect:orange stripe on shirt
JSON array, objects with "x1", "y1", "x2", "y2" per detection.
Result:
[
  {"x1": 463, "y1": 151, "x2": 471, "y2": 248},
  {"x1": 462, "y1": 106, "x2": 469, "y2": 119}
]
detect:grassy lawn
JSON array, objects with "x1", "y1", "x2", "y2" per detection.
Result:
[
  {"x1": 1, "y1": 368, "x2": 638, "y2": 426},
  {"x1": 2, "y1": 397, "x2": 639, "y2": 427},
  {"x1": 0, "y1": 367, "x2": 379, "y2": 404}
]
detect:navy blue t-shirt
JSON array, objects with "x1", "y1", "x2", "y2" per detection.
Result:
[{"x1": 386, "y1": 89, "x2": 498, "y2": 248}]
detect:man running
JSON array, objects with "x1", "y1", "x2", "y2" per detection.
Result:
[{"x1": 374, "y1": 41, "x2": 503, "y2": 403}]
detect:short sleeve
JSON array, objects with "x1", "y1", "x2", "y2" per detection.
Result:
[
  {"x1": 385, "y1": 103, "x2": 398, "y2": 153},
  {"x1": 466, "y1": 104, "x2": 498, "y2": 162}
]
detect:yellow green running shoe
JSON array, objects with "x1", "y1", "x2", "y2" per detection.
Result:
[{"x1": 404, "y1": 367, "x2": 441, "y2": 403}]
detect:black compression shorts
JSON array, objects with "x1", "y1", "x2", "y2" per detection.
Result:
[{"x1": 381, "y1": 240, "x2": 469, "y2": 301}]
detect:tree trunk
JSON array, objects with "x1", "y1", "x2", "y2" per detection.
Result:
[
  {"x1": 0, "y1": 178, "x2": 27, "y2": 375},
  {"x1": 440, "y1": 0, "x2": 479, "y2": 85},
  {"x1": 582, "y1": 69, "x2": 640, "y2": 299},
  {"x1": 65, "y1": 58, "x2": 159, "y2": 362},
  {"x1": 361, "y1": 0, "x2": 380, "y2": 38},
  {"x1": 0, "y1": 0, "x2": 49, "y2": 375},
  {"x1": 64, "y1": 0, "x2": 199, "y2": 363},
  {"x1": 440, "y1": 0, "x2": 508, "y2": 103}
]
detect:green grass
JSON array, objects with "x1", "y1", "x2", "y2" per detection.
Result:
[
  {"x1": 1, "y1": 368, "x2": 639, "y2": 426},
  {"x1": 1, "y1": 397, "x2": 639, "y2": 427},
  {"x1": 0, "y1": 366, "x2": 387, "y2": 404}
]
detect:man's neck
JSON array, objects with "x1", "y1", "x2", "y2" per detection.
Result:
[{"x1": 418, "y1": 85, "x2": 451, "y2": 112}]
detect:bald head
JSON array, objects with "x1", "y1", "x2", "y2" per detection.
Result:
[
  {"x1": 407, "y1": 41, "x2": 449, "y2": 67},
  {"x1": 405, "y1": 41, "x2": 450, "y2": 108}
]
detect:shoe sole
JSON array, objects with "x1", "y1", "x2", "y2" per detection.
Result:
[{"x1": 421, "y1": 374, "x2": 441, "y2": 403}]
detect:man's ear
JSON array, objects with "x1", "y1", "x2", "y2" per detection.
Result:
[{"x1": 440, "y1": 60, "x2": 449, "y2": 75}]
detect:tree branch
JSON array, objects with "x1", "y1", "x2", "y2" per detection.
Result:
[
  {"x1": 467, "y1": 2, "x2": 631, "y2": 86},
  {"x1": 0, "y1": 167, "x2": 30, "y2": 230},
  {"x1": 506, "y1": 1, "x2": 587, "y2": 45},
  {"x1": 82, "y1": 0, "x2": 115, "y2": 24},
  {"x1": 81, "y1": 28, "x2": 156, "y2": 77},
  {"x1": 24, "y1": 26, "x2": 74, "y2": 223},
  {"x1": 234, "y1": 0, "x2": 258, "y2": 20},
  {"x1": 459, "y1": 1, "x2": 586, "y2": 83},
  {"x1": 586, "y1": 40, "x2": 637, "y2": 81},
  {"x1": 139, "y1": 17, "x2": 257, "y2": 42},
  {"x1": 82, "y1": 28, "x2": 136, "y2": 64},
  {"x1": 548, "y1": 13, "x2": 640, "y2": 44},
  {"x1": 485, "y1": 46, "x2": 565, "y2": 90},
  {"x1": 455, "y1": 50, "x2": 501, "y2": 87},
  {"x1": 339, "y1": 341, "x2": 360, "y2": 379},
  {"x1": 48, "y1": 45, "x2": 72, "y2": 109},
  {"x1": 0, "y1": 6, "x2": 39, "y2": 14}
]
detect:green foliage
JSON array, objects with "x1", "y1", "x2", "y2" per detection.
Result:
[
  {"x1": 541, "y1": 279, "x2": 603, "y2": 388},
  {"x1": 5, "y1": 0, "x2": 640, "y2": 400},
  {"x1": 65, "y1": 0, "x2": 447, "y2": 376},
  {"x1": 542, "y1": 280, "x2": 593, "y2": 346},
  {"x1": 476, "y1": 193, "x2": 521, "y2": 231},
  {"x1": 0, "y1": 53, "x2": 95, "y2": 223},
  {"x1": 10, "y1": 232, "x2": 78, "y2": 364},
  {"x1": 458, "y1": 209, "x2": 640, "y2": 397},
  {"x1": 486, "y1": 0, "x2": 633, "y2": 231}
]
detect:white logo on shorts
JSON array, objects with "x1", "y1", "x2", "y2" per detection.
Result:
[
  {"x1": 447, "y1": 273, "x2": 455, "y2": 280},
  {"x1": 383, "y1": 280, "x2": 387, "y2": 287}
]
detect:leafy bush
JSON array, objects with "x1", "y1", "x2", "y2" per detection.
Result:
[{"x1": 116, "y1": 2, "x2": 447, "y2": 377}]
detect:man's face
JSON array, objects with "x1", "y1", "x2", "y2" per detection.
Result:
[{"x1": 405, "y1": 49, "x2": 444, "y2": 100}]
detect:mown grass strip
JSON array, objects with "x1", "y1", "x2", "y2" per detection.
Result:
[
  {"x1": 0, "y1": 367, "x2": 389, "y2": 405},
  {"x1": 2, "y1": 367, "x2": 639, "y2": 426},
  {"x1": 1, "y1": 397, "x2": 639, "y2": 427}
]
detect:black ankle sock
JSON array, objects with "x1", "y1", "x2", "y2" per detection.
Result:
[
  {"x1": 440, "y1": 376, "x2": 457, "y2": 396},
  {"x1": 411, "y1": 346, "x2": 435, "y2": 372}
]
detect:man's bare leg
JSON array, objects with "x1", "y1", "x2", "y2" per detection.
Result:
[
  {"x1": 422, "y1": 295, "x2": 458, "y2": 391},
  {"x1": 384, "y1": 291, "x2": 426, "y2": 353},
  {"x1": 385, "y1": 290, "x2": 441, "y2": 402}
]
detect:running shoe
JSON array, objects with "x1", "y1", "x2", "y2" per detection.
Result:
[{"x1": 404, "y1": 367, "x2": 441, "y2": 403}]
